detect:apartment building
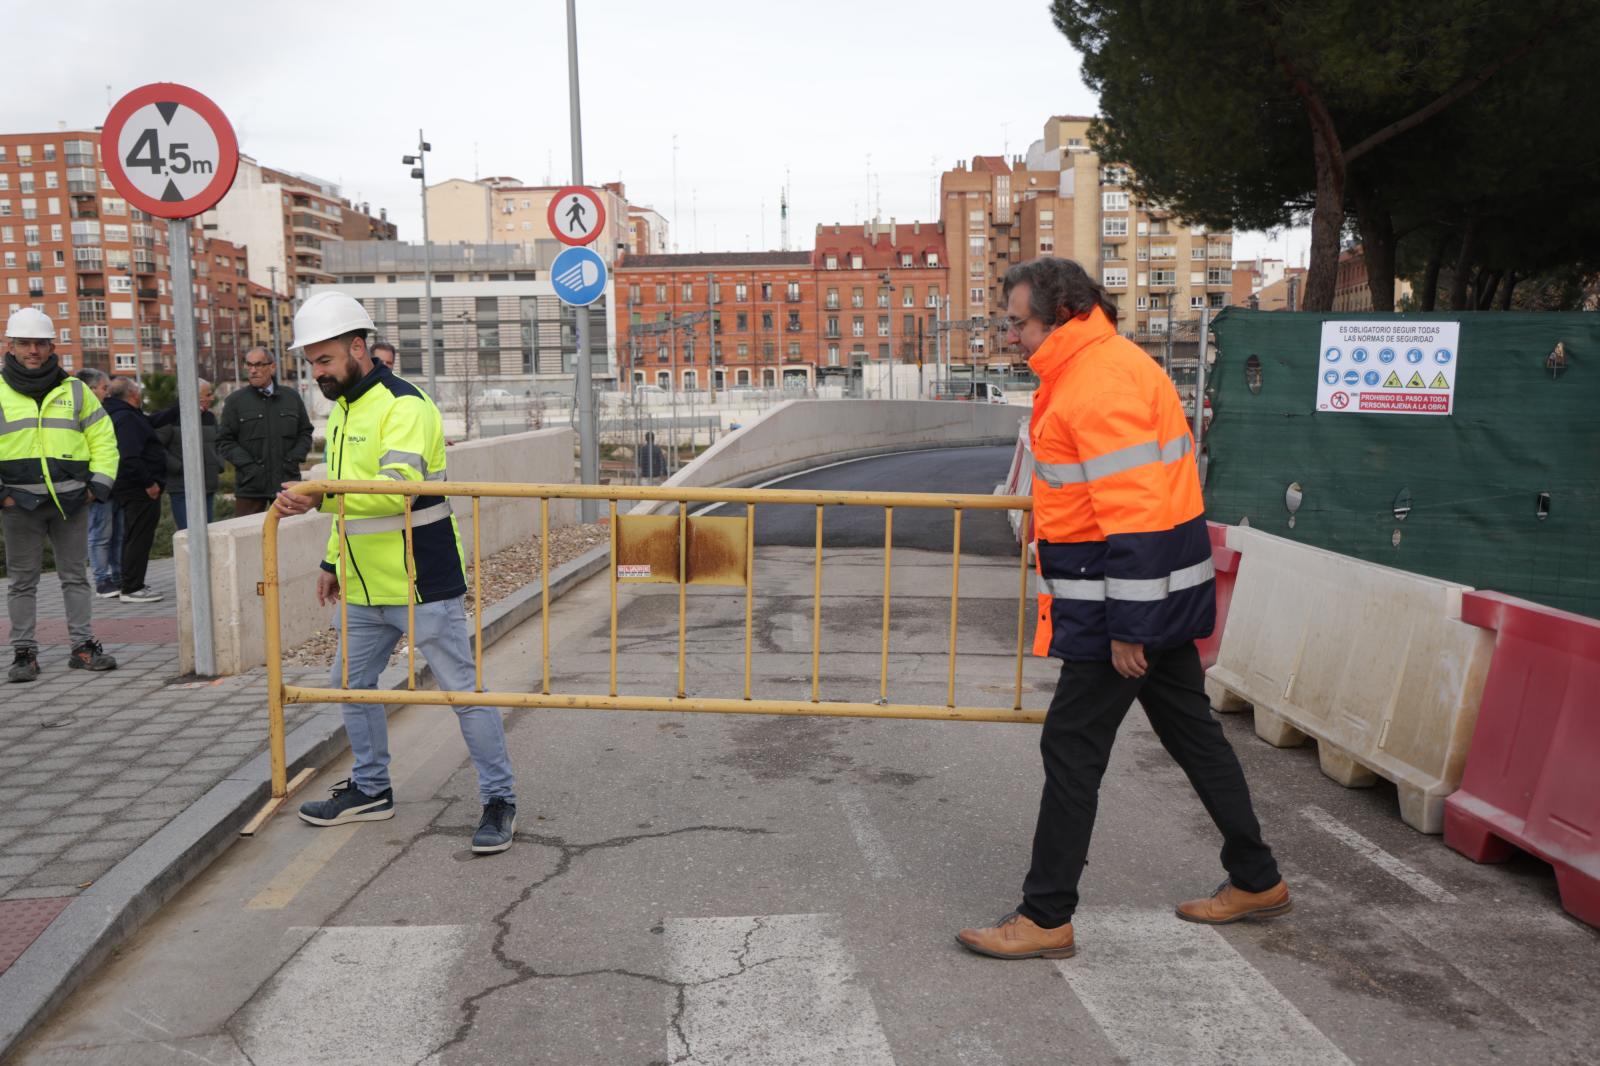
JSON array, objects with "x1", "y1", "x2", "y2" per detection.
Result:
[
  {"x1": 939, "y1": 115, "x2": 1235, "y2": 361},
  {"x1": 303, "y1": 240, "x2": 615, "y2": 399},
  {"x1": 812, "y1": 221, "x2": 946, "y2": 375},
  {"x1": 427, "y1": 177, "x2": 631, "y2": 263},
  {"x1": 340, "y1": 198, "x2": 398, "y2": 242},
  {"x1": 0, "y1": 129, "x2": 258, "y2": 378},
  {"x1": 627, "y1": 205, "x2": 670, "y2": 256},
  {"x1": 203, "y1": 157, "x2": 355, "y2": 297},
  {"x1": 615, "y1": 252, "x2": 817, "y2": 391}
]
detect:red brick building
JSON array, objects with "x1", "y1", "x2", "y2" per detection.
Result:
[
  {"x1": 616, "y1": 252, "x2": 818, "y2": 390},
  {"x1": 0, "y1": 129, "x2": 251, "y2": 379},
  {"x1": 811, "y1": 221, "x2": 946, "y2": 378}
]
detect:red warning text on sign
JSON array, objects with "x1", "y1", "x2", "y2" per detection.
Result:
[{"x1": 1358, "y1": 391, "x2": 1451, "y2": 415}]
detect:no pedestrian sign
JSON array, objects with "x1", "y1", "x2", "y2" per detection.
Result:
[
  {"x1": 1315, "y1": 320, "x2": 1460, "y2": 416},
  {"x1": 547, "y1": 185, "x2": 606, "y2": 246},
  {"x1": 101, "y1": 83, "x2": 239, "y2": 219}
]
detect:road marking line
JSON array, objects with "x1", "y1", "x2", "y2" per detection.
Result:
[
  {"x1": 235, "y1": 925, "x2": 469, "y2": 1064},
  {"x1": 1057, "y1": 909, "x2": 1353, "y2": 1066},
  {"x1": 838, "y1": 789, "x2": 902, "y2": 880},
  {"x1": 664, "y1": 913, "x2": 896, "y2": 1065},
  {"x1": 245, "y1": 824, "x2": 359, "y2": 910},
  {"x1": 1301, "y1": 805, "x2": 1459, "y2": 903}
]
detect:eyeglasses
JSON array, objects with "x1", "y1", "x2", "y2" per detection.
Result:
[{"x1": 244, "y1": 361, "x2": 273, "y2": 369}]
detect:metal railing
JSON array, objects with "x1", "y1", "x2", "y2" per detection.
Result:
[{"x1": 261, "y1": 480, "x2": 1039, "y2": 808}]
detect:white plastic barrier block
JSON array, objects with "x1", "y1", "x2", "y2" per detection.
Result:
[{"x1": 1204, "y1": 526, "x2": 1494, "y2": 833}]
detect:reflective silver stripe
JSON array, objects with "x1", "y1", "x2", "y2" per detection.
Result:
[
  {"x1": 80, "y1": 406, "x2": 108, "y2": 429},
  {"x1": 0, "y1": 417, "x2": 36, "y2": 433},
  {"x1": 423, "y1": 469, "x2": 447, "y2": 481},
  {"x1": 89, "y1": 472, "x2": 113, "y2": 489},
  {"x1": 39, "y1": 418, "x2": 79, "y2": 431},
  {"x1": 1035, "y1": 434, "x2": 1194, "y2": 489},
  {"x1": 1081, "y1": 439, "x2": 1162, "y2": 481},
  {"x1": 1033, "y1": 457, "x2": 1086, "y2": 487},
  {"x1": 377, "y1": 469, "x2": 408, "y2": 481},
  {"x1": 379, "y1": 449, "x2": 429, "y2": 477},
  {"x1": 47, "y1": 479, "x2": 86, "y2": 493},
  {"x1": 342, "y1": 500, "x2": 452, "y2": 535},
  {"x1": 69, "y1": 379, "x2": 85, "y2": 419},
  {"x1": 1105, "y1": 558, "x2": 1216, "y2": 602},
  {"x1": 1041, "y1": 576, "x2": 1107, "y2": 602}
]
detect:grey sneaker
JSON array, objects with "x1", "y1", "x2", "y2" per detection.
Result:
[
  {"x1": 119, "y1": 586, "x2": 163, "y2": 603},
  {"x1": 9, "y1": 647, "x2": 40, "y2": 683},
  {"x1": 68, "y1": 639, "x2": 117, "y2": 672},
  {"x1": 471, "y1": 798, "x2": 516, "y2": 854}
]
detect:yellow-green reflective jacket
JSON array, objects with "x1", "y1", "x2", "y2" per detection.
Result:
[{"x1": 0, "y1": 376, "x2": 117, "y2": 516}]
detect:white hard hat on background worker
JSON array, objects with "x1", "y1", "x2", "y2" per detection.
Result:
[
  {"x1": 290, "y1": 292, "x2": 375, "y2": 350},
  {"x1": 5, "y1": 307, "x2": 55, "y2": 339}
]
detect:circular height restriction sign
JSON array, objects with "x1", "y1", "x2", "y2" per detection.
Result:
[
  {"x1": 548, "y1": 185, "x2": 606, "y2": 246},
  {"x1": 101, "y1": 83, "x2": 239, "y2": 219}
]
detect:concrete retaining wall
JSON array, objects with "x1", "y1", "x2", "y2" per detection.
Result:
[
  {"x1": 176, "y1": 427, "x2": 577, "y2": 675},
  {"x1": 637, "y1": 399, "x2": 1026, "y2": 514}
]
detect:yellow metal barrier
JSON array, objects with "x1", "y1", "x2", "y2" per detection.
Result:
[{"x1": 261, "y1": 480, "x2": 1040, "y2": 812}]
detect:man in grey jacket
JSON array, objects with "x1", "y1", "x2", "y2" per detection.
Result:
[{"x1": 217, "y1": 347, "x2": 313, "y2": 517}]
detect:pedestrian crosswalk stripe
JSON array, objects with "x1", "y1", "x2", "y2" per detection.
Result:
[
  {"x1": 1302, "y1": 805, "x2": 1459, "y2": 903},
  {"x1": 1057, "y1": 909, "x2": 1353, "y2": 1065},
  {"x1": 664, "y1": 914, "x2": 895, "y2": 1065}
]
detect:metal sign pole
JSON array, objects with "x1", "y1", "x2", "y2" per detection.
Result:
[
  {"x1": 1193, "y1": 304, "x2": 1210, "y2": 447},
  {"x1": 167, "y1": 219, "x2": 215, "y2": 676},
  {"x1": 567, "y1": 0, "x2": 599, "y2": 520}
]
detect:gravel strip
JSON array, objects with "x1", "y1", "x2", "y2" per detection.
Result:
[{"x1": 281, "y1": 522, "x2": 609, "y2": 668}]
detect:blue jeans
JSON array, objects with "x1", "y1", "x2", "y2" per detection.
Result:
[
  {"x1": 87, "y1": 498, "x2": 123, "y2": 589},
  {"x1": 331, "y1": 596, "x2": 516, "y2": 804},
  {"x1": 169, "y1": 491, "x2": 215, "y2": 532}
]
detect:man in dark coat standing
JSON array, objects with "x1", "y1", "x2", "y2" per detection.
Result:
[
  {"x1": 217, "y1": 346, "x2": 313, "y2": 517},
  {"x1": 104, "y1": 377, "x2": 166, "y2": 604}
]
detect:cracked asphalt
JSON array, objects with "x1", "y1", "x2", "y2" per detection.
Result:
[{"x1": 9, "y1": 451, "x2": 1600, "y2": 1066}]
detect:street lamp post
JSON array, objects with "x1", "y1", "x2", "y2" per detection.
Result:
[{"x1": 402, "y1": 132, "x2": 438, "y2": 398}]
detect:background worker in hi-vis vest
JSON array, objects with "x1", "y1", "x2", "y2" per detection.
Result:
[
  {"x1": 272, "y1": 293, "x2": 518, "y2": 855},
  {"x1": 956, "y1": 258, "x2": 1288, "y2": 962}
]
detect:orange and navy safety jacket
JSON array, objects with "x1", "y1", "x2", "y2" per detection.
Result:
[{"x1": 1029, "y1": 306, "x2": 1214, "y2": 661}]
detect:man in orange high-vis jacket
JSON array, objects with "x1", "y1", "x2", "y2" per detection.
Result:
[{"x1": 957, "y1": 258, "x2": 1288, "y2": 962}]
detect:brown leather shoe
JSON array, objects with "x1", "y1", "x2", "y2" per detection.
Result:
[
  {"x1": 1176, "y1": 879, "x2": 1292, "y2": 924},
  {"x1": 955, "y1": 912, "x2": 1076, "y2": 960}
]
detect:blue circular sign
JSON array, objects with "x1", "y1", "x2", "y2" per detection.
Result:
[
  {"x1": 1406, "y1": 347, "x2": 1424, "y2": 364},
  {"x1": 1434, "y1": 348, "x2": 1453, "y2": 364},
  {"x1": 1324, "y1": 347, "x2": 1342, "y2": 363},
  {"x1": 549, "y1": 245, "x2": 609, "y2": 307},
  {"x1": 1378, "y1": 347, "x2": 1396, "y2": 363},
  {"x1": 1363, "y1": 370, "x2": 1380, "y2": 386},
  {"x1": 1323, "y1": 369, "x2": 1340, "y2": 386},
  {"x1": 1343, "y1": 370, "x2": 1361, "y2": 386},
  {"x1": 1351, "y1": 347, "x2": 1369, "y2": 364}
]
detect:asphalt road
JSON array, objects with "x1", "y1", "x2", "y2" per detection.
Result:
[
  {"x1": 706, "y1": 445, "x2": 1020, "y2": 556},
  {"x1": 14, "y1": 450, "x2": 1600, "y2": 1066}
]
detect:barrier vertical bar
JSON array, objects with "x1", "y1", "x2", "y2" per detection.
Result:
[
  {"x1": 947, "y1": 508, "x2": 962, "y2": 708},
  {"x1": 677, "y1": 501, "x2": 688, "y2": 699},
  {"x1": 608, "y1": 498, "x2": 618, "y2": 698},
  {"x1": 472, "y1": 496, "x2": 483, "y2": 692},
  {"x1": 812, "y1": 504, "x2": 824, "y2": 703},
  {"x1": 263, "y1": 509, "x2": 287, "y2": 799},
  {"x1": 403, "y1": 496, "x2": 417, "y2": 691},
  {"x1": 1014, "y1": 518, "x2": 1029, "y2": 712},
  {"x1": 337, "y1": 494, "x2": 350, "y2": 692},
  {"x1": 540, "y1": 496, "x2": 550, "y2": 695},
  {"x1": 880, "y1": 507, "x2": 893, "y2": 703},
  {"x1": 744, "y1": 502, "x2": 755, "y2": 701}
]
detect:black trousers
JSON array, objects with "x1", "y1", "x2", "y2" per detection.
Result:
[
  {"x1": 1019, "y1": 641, "x2": 1281, "y2": 928},
  {"x1": 117, "y1": 492, "x2": 161, "y2": 595}
]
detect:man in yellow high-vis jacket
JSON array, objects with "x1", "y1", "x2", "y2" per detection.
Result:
[
  {"x1": 1, "y1": 308, "x2": 119, "y2": 682},
  {"x1": 273, "y1": 292, "x2": 517, "y2": 854}
]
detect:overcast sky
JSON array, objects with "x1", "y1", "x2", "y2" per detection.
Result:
[{"x1": 10, "y1": 0, "x2": 1306, "y2": 263}]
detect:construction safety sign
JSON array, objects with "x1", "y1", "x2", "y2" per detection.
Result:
[{"x1": 1316, "y1": 321, "x2": 1460, "y2": 416}]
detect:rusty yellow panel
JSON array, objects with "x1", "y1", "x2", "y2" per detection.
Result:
[
  {"x1": 687, "y1": 516, "x2": 748, "y2": 586},
  {"x1": 614, "y1": 514, "x2": 680, "y2": 583}
]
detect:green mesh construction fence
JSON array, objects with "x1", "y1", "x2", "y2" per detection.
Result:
[{"x1": 1204, "y1": 309, "x2": 1600, "y2": 618}]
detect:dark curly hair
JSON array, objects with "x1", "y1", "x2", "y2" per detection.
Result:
[{"x1": 1002, "y1": 257, "x2": 1117, "y2": 326}]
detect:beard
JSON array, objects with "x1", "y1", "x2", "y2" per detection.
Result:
[{"x1": 316, "y1": 357, "x2": 362, "y2": 399}]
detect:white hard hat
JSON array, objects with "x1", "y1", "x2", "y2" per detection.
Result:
[
  {"x1": 290, "y1": 292, "x2": 376, "y2": 350},
  {"x1": 6, "y1": 307, "x2": 55, "y2": 340}
]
